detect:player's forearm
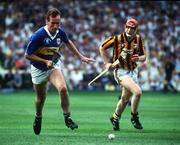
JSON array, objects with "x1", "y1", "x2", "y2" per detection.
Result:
[
  {"x1": 66, "y1": 40, "x2": 83, "y2": 59},
  {"x1": 24, "y1": 53, "x2": 48, "y2": 64}
]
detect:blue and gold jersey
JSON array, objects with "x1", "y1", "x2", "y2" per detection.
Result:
[{"x1": 26, "y1": 26, "x2": 69, "y2": 70}]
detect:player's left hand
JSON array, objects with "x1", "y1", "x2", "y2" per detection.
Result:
[
  {"x1": 81, "y1": 56, "x2": 95, "y2": 63},
  {"x1": 132, "y1": 54, "x2": 139, "y2": 62}
]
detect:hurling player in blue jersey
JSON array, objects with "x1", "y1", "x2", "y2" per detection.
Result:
[{"x1": 25, "y1": 8, "x2": 95, "y2": 135}]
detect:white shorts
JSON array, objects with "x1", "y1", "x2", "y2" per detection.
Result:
[
  {"x1": 31, "y1": 60, "x2": 62, "y2": 84},
  {"x1": 114, "y1": 68, "x2": 138, "y2": 84}
]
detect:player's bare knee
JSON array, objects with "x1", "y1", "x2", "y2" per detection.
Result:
[
  {"x1": 134, "y1": 89, "x2": 142, "y2": 97},
  {"x1": 59, "y1": 86, "x2": 68, "y2": 96}
]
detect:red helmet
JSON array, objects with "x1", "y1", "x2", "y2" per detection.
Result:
[{"x1": 126, "y1": 18, "x2": 138, "y2": 28}]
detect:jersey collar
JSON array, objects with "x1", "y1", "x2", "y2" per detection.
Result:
[{"x1": 44, "y1": 25, "x2": 59, "y2": 40}]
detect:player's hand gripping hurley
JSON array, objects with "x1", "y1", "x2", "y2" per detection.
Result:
[
  {"x1": 88, "y1": 59, "x2": 120, "y2": 86},
  {"x1": 52, "y1": 52, "x2": 61, "y2": 65}
]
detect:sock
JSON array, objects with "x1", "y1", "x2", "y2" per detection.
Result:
[
  {"x1": 112, "y1": 112, "x2": 120, "y2": 120},
  {"x1": 35, "y1": 114, "x2": 42, "y2": 118},
  {"x1": 64, "y1": 112, "x2": 71, "y2": 120},
  {"x1": 131, "y1": 112, "x2": 138, "y2": 118}
]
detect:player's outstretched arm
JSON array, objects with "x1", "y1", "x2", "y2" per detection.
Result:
[{"x1": 66, "y1": 40, "x2": 95, "y2": 63}]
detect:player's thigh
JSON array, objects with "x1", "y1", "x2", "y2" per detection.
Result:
[
  {"x1": 34, "y1": 82, "x2": 47, "y2": 97},
  {"x1": 120, "y1": 76, "x2": 141, "y2": 94},
  {"x1": 122, "y1": 87, "x2": 132, "y2": 98},
  {"x1": 49, "y1": 69, "x2": 67, "y2": 89}
]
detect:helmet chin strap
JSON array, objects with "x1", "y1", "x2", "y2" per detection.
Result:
[
  {"x1": 125, "y1": 33, "x2": 131, "y2": 37},
  {"x1": 125, "y1": 32, "x2": 135, "y2": 38}
]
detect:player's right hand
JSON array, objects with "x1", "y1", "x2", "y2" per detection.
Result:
[
  {"x1": 105, "y1": 63, "x2": 114, "y2": 70},
  {"x1": 46, "y1": 60, "x2": 54, "y2": 69}
]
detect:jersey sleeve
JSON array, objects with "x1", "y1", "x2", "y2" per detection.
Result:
[
  {"x1": 139, "y1": 37, "x2": 145, "y2": 56},
  {"x1": 25, "y1": 33, "x2": 42, "y2": 55},
  {"x1": 59, "y1": 28, "x2": 69, "y2": 43},
  {"x1": 101, "y1": 36, "x2": 115, "y2": 50}
]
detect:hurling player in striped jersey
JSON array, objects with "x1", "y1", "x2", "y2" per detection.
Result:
[
  {"x1": 99, "y1": 18, "x2": 146, "y2": 131},
  {"x1": 25, "y1": 8, "x2": 95, "y2": 135}
]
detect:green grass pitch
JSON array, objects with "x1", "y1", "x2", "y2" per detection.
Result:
[{"x1": 0, "y1": 90, "x2": 180, "y2": 145}]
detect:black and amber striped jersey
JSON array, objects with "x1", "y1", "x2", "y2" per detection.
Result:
[{"x1": 101, "y1": 33, "x2": 145, "y2": 70}]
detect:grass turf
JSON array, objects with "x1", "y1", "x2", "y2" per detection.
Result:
[{"x1": 0, "y1": 90, "x2": 180, "y2": 145}]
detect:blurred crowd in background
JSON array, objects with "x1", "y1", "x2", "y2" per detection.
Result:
[{"x1": 0, "y1": 0, "x2": 179, "y2": 92}]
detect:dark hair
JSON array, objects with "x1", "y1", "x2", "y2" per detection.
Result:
[{"x1": 46, "y1": 8, "x2": 61, "y2": 21}]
